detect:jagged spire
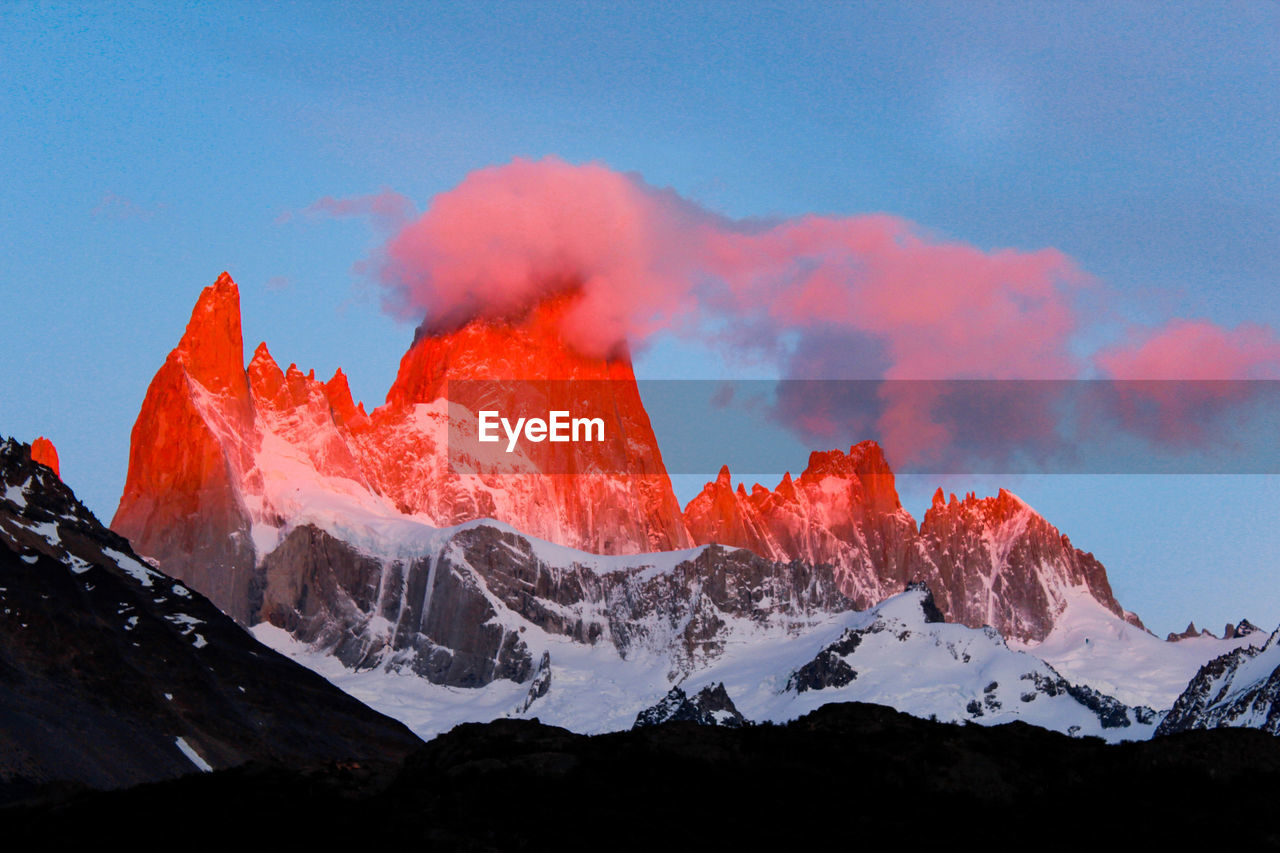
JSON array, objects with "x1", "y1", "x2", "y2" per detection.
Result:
[{"x1": 31, "y1": 436, "x2": 59, "y2": 477}]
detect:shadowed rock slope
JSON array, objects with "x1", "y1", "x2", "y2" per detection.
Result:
[{"x1": 0, "y1": 438, "x2": 420, "y2": 800}]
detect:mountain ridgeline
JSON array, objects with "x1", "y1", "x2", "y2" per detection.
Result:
[
  {"x1": 0, "y1": 438, "x2": 419, "y2": 798},
  {"x1": 112, "y1": 273, "x2": 1141, "y2": 649}
]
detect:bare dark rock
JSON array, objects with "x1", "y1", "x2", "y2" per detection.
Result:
[
  {"x1": 633, "y1": 682, "x2": 746, "y2": 728},
  {"x1": 0, "y1": 438, "x2": 419, "y2": 799}
]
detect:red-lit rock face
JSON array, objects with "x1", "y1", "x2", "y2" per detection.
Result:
[
  {"x1": 111, "y1": 274, "x2": 258, "y2": 622},
  {"x1": 30, "y1": 436, "x2": 59, "y2": 477},
  {"x1": 684, "y1": 442, "x2": 929, "y2": 608},
  {"x1": 367, "y1": 294, "x2": 691, "y2": 553},
  {"x1": 916, "y1": 488, "x2": 1140, "y2": 642},
  {"x1": 113, "y1": 275, "x2": 692, "y2": 624},
  {"x1": 682, "y1": 447, "x2": 1142, "y2": 642}
]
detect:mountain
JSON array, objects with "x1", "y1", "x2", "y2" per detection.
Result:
[
  {"x1": 115, "y1": 273, "x2": 1152, "y2": 649},
  {"x1": 113, "y1": 274, "x2": 689, "y2": 622},
  {"x1": 251, "y1": 530, "x2": 1156, "y2": 742},
  {"x1": 684, "y1": 459, "x2": 1141, "y2": 642},
  {"x1": 1157, "y1": 626, "x2": 1280, "y2": 735},
  {"x1": 0, "y1": 438, "x2": 420, "y2": 798},
  {"x1": 252, "y1": 507, "x2": 852, "y2": 694}
]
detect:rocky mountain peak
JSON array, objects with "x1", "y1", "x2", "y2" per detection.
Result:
[
  {"x1": 384, "y1": 291, "x2": 636, "y2": 410},
  {"x1": 1167, "y1": 622, "x2": 1218, "y2": 642},
  {"x1": 172, "y1": 271, "x2": 249, "y2": 400},
  {"x1": 114, "y1": 271, "x2": 1150, "y2": 648},
  {"x1": 30, "y1": 435, "x2": 59, "y2": 478},
  {"x1": 323, "y1": 368, "x2": 366, "y2": 428},
  {"x1": 797, "y1": 441, "x2": 901, "y2": 513}
]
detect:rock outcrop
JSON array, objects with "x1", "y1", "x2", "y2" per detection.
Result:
[
  {"x1": 29, "y1": 436, "x2": 58, "y2": 478},
  {"x1": 633, "y1": 683, "x2": 746, "y2": 728}
]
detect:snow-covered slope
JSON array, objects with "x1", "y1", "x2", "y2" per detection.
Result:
[
  {"x1": 1012, "y1": 588, "x2": 1264, "y2": 709},
  {"x1": 256, "y1": 581, "x2": 1157, "y2": 743},
  {"x1": 1156, "y1": 627, "x2": 1280, "y2": 735}
]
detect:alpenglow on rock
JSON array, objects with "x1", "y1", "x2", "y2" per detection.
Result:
[{"x1": 682, "y1": 457, "x2": 1142, "y2": 642}]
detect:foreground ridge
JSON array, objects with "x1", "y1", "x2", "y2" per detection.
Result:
[
  {"x1": 0, "y1": 437, "x2": 419, "y2": 798},
  {"x1": 8, "y1": 702, "x2": 1280, "y2": 847}
]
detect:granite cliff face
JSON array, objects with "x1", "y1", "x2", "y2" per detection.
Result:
[
  {"x1": 255, "y1": 521, "x2": 852, "y2": 687},
  {"x1": 917, "y1": 487, "x2": 1139, "y2": 642},
  {"x1": 111, "y1": 274, "x2": 259, "y2": 621},
  {"x1": 682, "y1": 452, "x2": 1141, "y2": 642}
]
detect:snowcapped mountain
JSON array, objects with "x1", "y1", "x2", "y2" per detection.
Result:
[
  {"x1": 102, "y1": 272, "x2": 1271, "y2": 746},
  {"x1": 0, "y1": 438, "x2": 419, "y2": 795},
  {"x1": 255, "y1": 564, "x2": 1157, "y2": 742},
  {"x1": 113, "y1": 274, "x2": 689, "y2": 623},
  {"x1": 116, "y1": 272, "x2": 1152, "y2": 646},
  {"x1": 1156, "y1": 627, "x2": 1280, "y2": 735},
  {"x1": 1011, "y1": 587, "x2": 1263, "y2": 709}
]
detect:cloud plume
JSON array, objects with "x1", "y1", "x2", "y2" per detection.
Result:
[
  {"x1": 375, "y1": 156, "x2": 1088, "y2": 378},
  {"x1": 328, "y1": 156, "x2": 1280, "y2": 470}
]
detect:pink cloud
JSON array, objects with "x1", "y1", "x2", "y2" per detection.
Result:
[
  {"x1": 1097, "y1": 319, "x2": 1280, "y2": 380},
  {"x1": 376, "y1": 157, "x2": 1087, "y2": 379},
  {"x1": 370, "y1": 157, "x2": 1096, "y2": 465},
  {"x1": 1092, "y1": 319, "x2": 1280, "y2": 447},
  {"x1": 306, "y1": 188, "x2": 416, "y2": 232},
  {"x1": 362, "y1": 157, "x2": 1280, "y2": 468}
]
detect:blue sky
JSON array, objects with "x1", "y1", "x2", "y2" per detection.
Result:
[{"x1": 1, "y1": 2, "x2": 1277, "y2": 634}]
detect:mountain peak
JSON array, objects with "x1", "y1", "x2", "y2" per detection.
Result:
[
  {"x1": 174, "y1": 272, "x2": 248, "y2": 399},
  {"x1": 31, "y1": 436, "x2": 59, "y2": 478},
  {"x1": 797, "y1": 441, "x2": 900, "y2": 513},
  {"x1": 323, "y1": 368, "x2": 364, "y2": 427},
  {"x1": 385, "y1": 292, "x2": 636, "y2": 409}
]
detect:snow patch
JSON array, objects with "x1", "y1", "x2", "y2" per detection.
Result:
[
  {"x1": 103, "y1": 547, "x2": 163, "y2": 587},
  {"x1": 1014, "y1": 588, "x2": 1265, "y2": 709},
  {"x1": 174, "y1": 737, "x2": 212, "y2": 772},
  {"x1": 3, "y1": 482, "x2": 27, "y2": 508}
]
